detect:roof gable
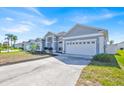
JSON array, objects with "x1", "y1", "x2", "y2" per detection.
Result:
[
  {"x1": 44, "y1": 32, "x2": 56, "y2": 37},
  {"x1": 64, "y1": 24, "x2": 106, "y2": 37},
  {"x1": 57, "y1": 32, "x2": 66, "y2": 37}
]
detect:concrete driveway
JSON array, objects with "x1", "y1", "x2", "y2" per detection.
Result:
[{"x1": 0, "y1": 55, "x2": 91, "y2": 86}]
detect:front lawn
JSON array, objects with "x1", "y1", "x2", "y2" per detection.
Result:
[
  {"x1": 0, "y1": 51, "x2": 50, "y2": 65},
  {"x1": 115, "y1": 50, "x2": 124, "y2": 68},
  {"x1": 76, "y1": 54, "x2": 124, "y2": 86}
]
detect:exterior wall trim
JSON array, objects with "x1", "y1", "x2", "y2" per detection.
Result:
[
  {"x1": 96, "y1": 37, "x2": 99, "y2": 54},
  {"x1": 63, "y1": 33, "x2": 103, "y2": 40}
]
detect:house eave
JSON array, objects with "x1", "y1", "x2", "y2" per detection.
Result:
[{"x1": 63, "y1": 33, "x2": 104, "y2": 40}]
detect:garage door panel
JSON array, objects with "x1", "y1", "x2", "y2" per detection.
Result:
[{"x1": 65, "y1": 39, "x2": 96, "y2": 55}]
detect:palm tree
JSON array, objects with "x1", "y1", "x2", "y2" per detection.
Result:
[
  {"x1": 12, "y1": 35, "x2": 18, "y2": 48},
  {"x1": 5, "y1": 34, "x2": 12, "y2": 47},
  {"x1": 10, "y1": 34, "x2": 14, "y2": 47},
  {"x1": 0, "y1": 43, "x2": 2, "y2": 53},
  {"x1": 5, "y1": 34, "x2": 12, "y2": 52}
]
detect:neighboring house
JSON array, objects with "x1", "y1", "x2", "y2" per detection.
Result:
[
  {"x1": 117, "y1": 41, "x2": 124, "y2": 50},
  {"x1": 15, "y1": 24, "x2": 108, "y2": 56},
  {"x1": 62, "y1": 24, "x2": 108, "y2": 55},
  {"x1": 22, "y1": 41, "x2": 31, "y2": 51},
  {"x1": 16, "y1": 38, "x2": 44, "y2": 52},
  {"x1": 106, "y1": 41, "x2": 124, "y2": 54},
  {"x1": 106, "y1": 44, "x2": 117, "y2": 54},
  {"x1": 3, "y1": 41, "x2": 9, "y2": 46},
  {"x1": 15, "y1": 43, "x2": 23, "y2": 48},
  {"x1": 35, "y1": 38, "x2": 44, "y2": 52}
]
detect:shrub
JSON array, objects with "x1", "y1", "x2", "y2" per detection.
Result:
[
  {"x1": 0, "y1": 47, "x2": 2, "y2": 53},
  {"x1": 44, "y1": 47, "x2": 48, "y2": 50},
  {"x1": 48, "y1": 47, "x2": 53, "y2": 50},
  {"x1": 92, "y1": 54, "x2": 115, "y2": 62},
  {"x1": 30, "y1": 43, "x2": 37, "y2": 53}
]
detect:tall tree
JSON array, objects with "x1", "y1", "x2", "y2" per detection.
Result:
[
  {"x1": 0, "y1": 43, "x2": 2, "y2": 53},
  {"x1": 110, "y1": 40, "x2": 114, "y2": 45},
  {"x1": 5, "y1": 34, "x2": 13, "y2": 52},
  {"x1": 5, "y1": 34, "x2": 12, "y2": 47},
  {"x1": 10, "y1": 34, "x2": 14, "y2": 47},
  {"x1": 12, "y1": 35, "x2": 18, "y2": 48}
]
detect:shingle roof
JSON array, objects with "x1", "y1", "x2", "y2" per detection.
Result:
[
  {"x1": 57, "y1": 32, "x2": 66, "y2": 37},
  {"x1": 64, "y1": 24, "x2": 107, "y2": 37}
]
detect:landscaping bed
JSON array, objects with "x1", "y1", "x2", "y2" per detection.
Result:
[
  {"x1": 0, "y1": 51, "x2": 51, "y2": 66},
  {"x1": 76, "y1": 54, "x2": 124, "y2": 86}
]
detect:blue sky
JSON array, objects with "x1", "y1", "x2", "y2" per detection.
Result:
[{"x1": 0, "y1": 7, "x2": 124, "y2": 43}]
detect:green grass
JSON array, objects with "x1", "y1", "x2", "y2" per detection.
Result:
[
  {"x1": 0, "y1": 50, "x2": 22, "y2": 54},
  {"x1": 0, "y1": 51, "x2": 32, "y2": 58},
  {"x1": 0, "y1": 51, "x2": 25, "y2": 54},
  {"x1": 115, "y1": 50, "x2": 124, "y2": 68},
  {"x1": 76, "y1": 54, "x2": 124, "y2": 86},
  {"x1": 116, "y1": 50, "x2": 124, "y2": 56},
  {"x1": 0, "y1": 48, "x2": 22, "y2": 54},
  {"x1": 115, "y1": 56, "x2": 124, "y2": 66}
]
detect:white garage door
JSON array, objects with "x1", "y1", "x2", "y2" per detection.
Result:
[{"x1": 65, "y1": 39, "x2": 97, "y2": 55}]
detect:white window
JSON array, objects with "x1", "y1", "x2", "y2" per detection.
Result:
[
  {"x1": 87, "y1": 42, "x2": 90, "y2": 44},
  {"x1": 66, "y1": 42, "x2": 69, "y2": 45},
  {"x1": 92, "y1": 41, "x2": 95, "y2": 44},
  {"x1": 79, "y1": 42, "x2": 82, "y2": 44}
]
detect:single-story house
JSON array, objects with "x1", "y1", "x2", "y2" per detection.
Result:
[
  {"x1": 106, "y1": 41, "x2": 124, "y2": 54},
  {"x1": 15, "y1": 43, "x2": 23, "y2": 49},
  {"x1": 117, "y1": 41, "x2": 124, "y2": 50}
]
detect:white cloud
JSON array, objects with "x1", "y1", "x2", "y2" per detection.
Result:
[
  {"x1": 16, "y1": 39, "x2": 26, "y2": 43},
  {"x1": 25, "y1": 7, "x2": 43, "y2": 16},
  {"x1": 0, "y1": 8, "x2": 57, "y2": 35},
  {"x1": 1, "y1": 24, "x2": 31, "y2": 33},
  {"x1": 1, "y1": 8, "x2": 57, "y2": 26},
  {"x1": 24, "y1": 7, "x2": 57, "y2": 25},
  {"x1": 0, "y1": 35, "x2": 5, "y2": 43},
  {"x1": 72, "y1": 12, "x2": 124, "y2": 23},
  {"x1": 41, "y1": 19, "x2": 57, "y2": 25},
  {"x1": 110, "y1": 33, "x2": 124, "y2": 43},
  {"x1": 102, "y1": 13, "x2": 114, "y2": 18},
  {"x1": 102, "y1": 12, "x2": 124, "y2": 19},
  {"x1": 5, "y1": 17, "x2": 14, "y2": 21},
  {"x1": 118, "y1": 20, "x2": 124, "y2": 25},
  {"x1": 20, "y1": 21, "x2": 35, "y2": 26}
]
